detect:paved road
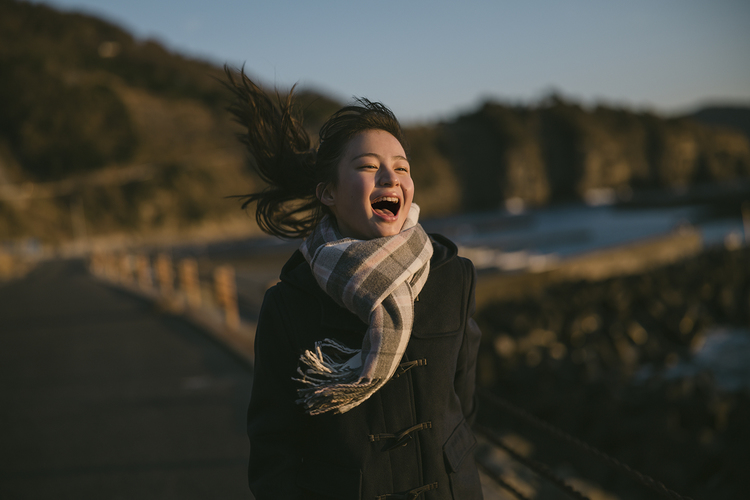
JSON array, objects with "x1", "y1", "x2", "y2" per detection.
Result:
[{"x1": 0, "y1": 260, "x2": 254, "y2": 499}]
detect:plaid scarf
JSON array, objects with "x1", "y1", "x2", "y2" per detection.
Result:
[{"x1": 295, "y1": 203, "x2": 433, "y2": 415}]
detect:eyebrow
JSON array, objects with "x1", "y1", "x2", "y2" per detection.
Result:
[{"x1": 351, "y1": 152, "x2": 409, "y2": 162}]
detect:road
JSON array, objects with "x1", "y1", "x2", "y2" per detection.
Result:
[{"x1": 0, "y1": 260, "x2": 254, "y2": 499}]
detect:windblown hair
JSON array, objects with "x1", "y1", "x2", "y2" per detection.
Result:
[{"x1": 224, "y1": 66, "x2": 408, "y2": 239}]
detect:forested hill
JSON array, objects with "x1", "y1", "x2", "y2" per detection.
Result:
[
  {"x1": 0, "y1": 0, "x2": 225, "y2": 180},
  {"x1": 1, "y1": 0, "x2": 749, "y2": 243},
  {"x1": 0, "y1": 0, "x2": 340, "y2": 242},
  {"x1": 0, "y1": 0, "x2": 341, "y2": 180},
  {"x1": 411, "y1": 99, "x2": 750, "y2": 215}
]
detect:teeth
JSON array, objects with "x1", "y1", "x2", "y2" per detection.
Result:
[{"x1": 373, "y1": 196, "x2": 399, "y2": 204}]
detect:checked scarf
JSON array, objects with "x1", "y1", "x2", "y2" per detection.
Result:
[{"x1": 296, "y1": 203, "x2": 433, "y2": 415}]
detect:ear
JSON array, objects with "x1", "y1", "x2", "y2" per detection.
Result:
[{"x1": 317, "y1": 182, "x2": 336, "y2": 207}]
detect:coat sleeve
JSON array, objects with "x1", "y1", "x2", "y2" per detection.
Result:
[
  {"x1": 454, "y1": 258, "x2": 482, "y2": 425},
  {"x1": 247, "y1": 286, "x2": 307, "y2": 499}
]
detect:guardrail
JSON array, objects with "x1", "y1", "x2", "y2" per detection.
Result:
[{"x1": 89, "y1": 251, "x2": 255, "y2": 364}]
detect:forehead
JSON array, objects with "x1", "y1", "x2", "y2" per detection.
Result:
[{"x1": 344, "y1": 129, "x2": 407, "y2": 161}]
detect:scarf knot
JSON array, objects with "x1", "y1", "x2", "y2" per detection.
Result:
[{"x1": 295, "y1": 204, "x2": 433, "y2": 415}]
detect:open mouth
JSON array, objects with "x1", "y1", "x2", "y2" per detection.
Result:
[{"x1": 371, "y1": 196, "x2": 401, "y2": 218}]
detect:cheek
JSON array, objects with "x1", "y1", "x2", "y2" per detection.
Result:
[
  {"x1": 403, "y1": 178, "x2": 415, "y2": 201},
  {"x1": 345, "y1": 178, "x2": 367, "y2": 200},
  {"x1": 334, "y1": 171, "x2": 360, "y2": 197},
  {"x1": 337, "y1": 177, "x2": 369, "y2": 210}
]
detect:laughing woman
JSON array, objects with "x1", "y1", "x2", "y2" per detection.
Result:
[{"x1": 226, "y1": 69, "x2": 483, "y2": 500}]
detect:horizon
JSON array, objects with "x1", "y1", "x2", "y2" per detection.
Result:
[{"x1": 29, "y1": 0, "x2": 750, "y2": 124}]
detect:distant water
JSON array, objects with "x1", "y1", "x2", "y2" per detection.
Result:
[{"x1": 422, "y1": 203, "x2": 746, "y2": 271}]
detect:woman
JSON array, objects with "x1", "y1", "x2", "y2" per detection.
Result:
[{"x1": 225, "y1": 68, "x2": 483, "y2": 500}]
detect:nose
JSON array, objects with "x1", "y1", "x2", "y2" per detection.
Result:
[{"x1": 378, "y1": 167, "x2": 399, "y2": 187}]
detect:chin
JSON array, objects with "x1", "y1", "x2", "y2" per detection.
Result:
[
  {"x1": 376, "y1": 230, "x2": 400, "y2": 238},
  {"x1": 371, "y1": 221, "x2": 405, "y2": 238}
]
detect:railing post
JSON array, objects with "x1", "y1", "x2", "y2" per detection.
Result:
[
  {"x1": 179, "y1": 258, "x2": 201, "y2": 309},
  {"x1": 119, "y1": 254, "x2": 134, "y2": 285},
  {"x1": 213, "y1": 265, "x2": 239, "y2": 331},
  {"x1": 155, "y1": 254, "x2": 174, "y2": 298},
  {"x1": 135, "y1": 254, "x2": 153, "y2": 290}
]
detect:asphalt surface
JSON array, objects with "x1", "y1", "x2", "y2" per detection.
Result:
[{"x1": 0, "y1": 260, "x2": 254, "y2": 499}]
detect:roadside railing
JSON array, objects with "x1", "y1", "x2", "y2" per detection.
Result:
[{"x1": 89, "y1": 251, "x2": 255, "y2": 364}]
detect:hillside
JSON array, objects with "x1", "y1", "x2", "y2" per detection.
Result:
[
  {"x1": 0, "y1": 0, "x2": 239, "y2": 242},
  {"x1": 0, "y1": 0, "x2": 342, "y2": 244},
  {"x1": 1, "y1": 0, "x2": 749, "y2": 244},
  {"x1": 417, "y1": 97, "x2": 750, "y2": 213}
]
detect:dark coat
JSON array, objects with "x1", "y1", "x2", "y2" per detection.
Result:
[{"x1": 248, "y1": 234, "x2": 483, "y2": 500}]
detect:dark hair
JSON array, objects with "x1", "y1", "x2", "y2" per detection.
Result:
[{"x1": 224, "y1": 66, "x2": 408, "y2": 239}]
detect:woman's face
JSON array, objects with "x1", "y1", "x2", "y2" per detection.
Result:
[{"x1": 319, "y1": 129, "x2": 414, "y2": 240}]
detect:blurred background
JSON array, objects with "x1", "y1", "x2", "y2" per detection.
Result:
[{"x1": 1, "y1": 0, "x2": 749, "y2": 498}]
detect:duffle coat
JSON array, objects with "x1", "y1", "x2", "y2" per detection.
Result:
[{"x1": 248, "y1": 233, "x2": 483, "y2": 500}]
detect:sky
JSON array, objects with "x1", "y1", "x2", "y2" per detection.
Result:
[{"x1": 34, "y1": 0, "x2": 750, "y2": 124}]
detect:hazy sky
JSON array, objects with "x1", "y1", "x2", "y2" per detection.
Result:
[{"x1": 35, "y1": 0, "x2": 750, "y2": 124}]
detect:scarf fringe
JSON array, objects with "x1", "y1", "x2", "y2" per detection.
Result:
[
  {"x1": 294, "y1": 339, "x2": 360, "y2": 381},
  {"x1": 295, "y1": 373, "x2": 385, "y2": 415}
]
